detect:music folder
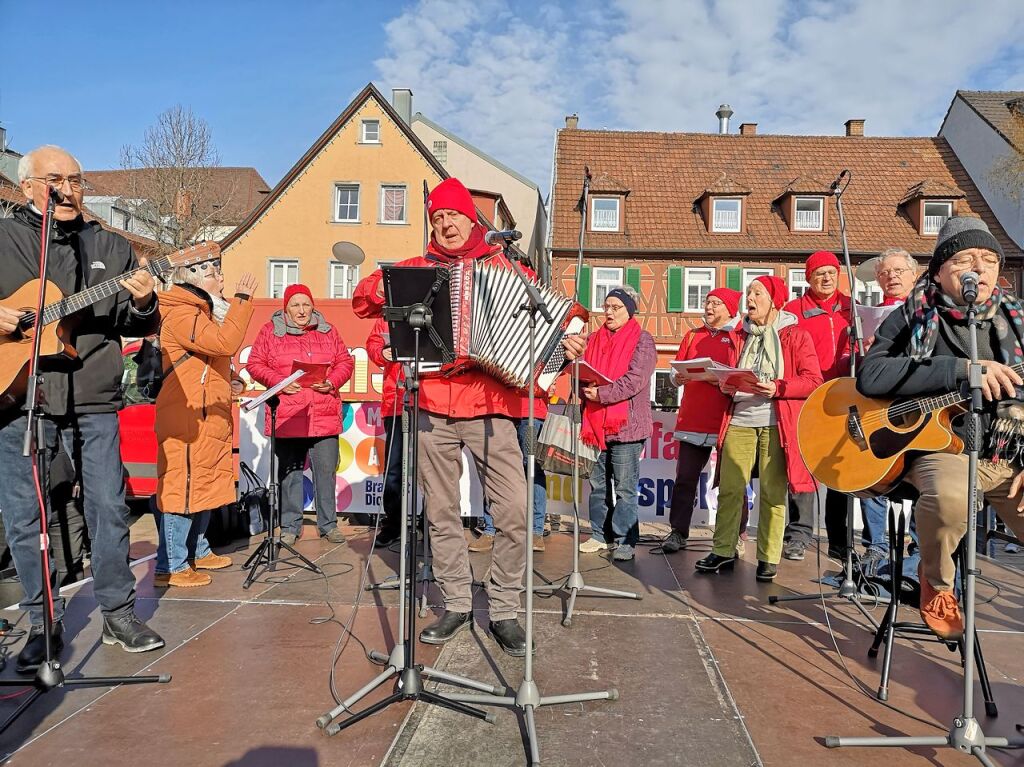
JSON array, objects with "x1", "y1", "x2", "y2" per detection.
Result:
[
  {"x1": 241, "y1": 370, "x2": 305, "y2": 413},
  {"x1": 381, "y1": 265, "x2": 455, "y2": 365}
]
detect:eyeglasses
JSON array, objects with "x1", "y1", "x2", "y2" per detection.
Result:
[
  {"x1": 949, "y1": 253, "x2": 1000, "y2": 270},
  {"x1": 877, "y1": 267, "x2": 910, "y2": 279},
  {"x1": 26, "y1": 174, "x2": 85, "y2": 191},
  {"x1": 704, "y1": 298, "x2": 725, "y2": 309},
  {"x1": 602, "y1": 302, "x2": 627, "y2": 313}
]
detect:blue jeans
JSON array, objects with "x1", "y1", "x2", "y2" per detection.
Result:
[
  {"x1": 0, "y1": 413, "x2": 136, "y2": 625},
  {"x1": 276, "y1": 436, "x2": 340, "y2": 536},
  {"x1": 154, "y1": 509, "x2": 213, "y2": 574},
  {"x1": 587, "y1": 440, "x2": 643, "y2": 547},
  {"x1": 481, "y1": 418, "x2": 545, "y2": 536},
  {"x1": 860, "y1": 495, "x2": 891, "y2": 552}
]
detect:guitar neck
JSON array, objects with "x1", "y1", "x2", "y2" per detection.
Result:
[
  {"x1": 914, "y1": 361, "x2": 1024, "y2": 413},
  {"x1": 39, "y1": 256, "x2": 172, "y2": 326}
]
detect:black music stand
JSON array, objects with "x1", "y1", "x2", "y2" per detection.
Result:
[
  {"x1": 241, "y1": 371, "x2": 323, "y2": 588},
  {"x1": 318, "y1": 266, "x2": 495, "y2": 735}
]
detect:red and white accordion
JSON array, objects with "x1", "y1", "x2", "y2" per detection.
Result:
[{"x1": 445, "y1": 259, "x2": 589, "y2": 391}]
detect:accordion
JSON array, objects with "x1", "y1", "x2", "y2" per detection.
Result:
[{"x1": 445, "y1": 259, "x2": 589, "y2": 391}]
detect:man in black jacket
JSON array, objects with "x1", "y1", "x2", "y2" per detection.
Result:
[
  {"x1": 857, "y1": 217, "x2": 1024, "y2": 641},
  {"x1": 0, "y1": 145, "x2": 164, "y2": 673}
]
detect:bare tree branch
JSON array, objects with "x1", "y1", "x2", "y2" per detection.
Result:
[{"x1": 988, "y1": 109, "x2": 1024, "y2": 203}]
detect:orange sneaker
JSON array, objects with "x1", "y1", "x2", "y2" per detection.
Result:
[
  {"x1": 192, "y1": 553, "x2": 232, "y2": 570},
  {"x1": 166, "y1": 568, "x2": 212, "y2": 588},
  {"x1": 918, "y1": 565, "x2": 964, "y2": 641}
]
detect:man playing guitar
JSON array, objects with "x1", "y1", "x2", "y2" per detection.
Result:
[
  {"x1": 0, "y1": 145, "x2": 165, "y2": 673},
  {"x1": 857, "y1": 217, "x2": 1024, "y2": 640}
]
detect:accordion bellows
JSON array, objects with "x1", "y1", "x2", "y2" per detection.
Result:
[{"x1": 447, "y1": 259, "x2": 589, "y2": 391}]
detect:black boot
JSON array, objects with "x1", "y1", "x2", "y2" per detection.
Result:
[
  {"x1": 694, "y1": 553, "x2": 737, "y2": 573},
  {"x1": 101, "y1": 613, "x2": 165, "y2": 653},
  {"x1": 489, "y1": 618, "x2": 531, "y2": 657},
  {"x1": 419, "y1": 610, "x2": 472, "y2": 645},
  {"x1": 756, "y1": 561, "x2": 778, "y2": 582},
  {"x1": 16, "y1": 621, "x2": 64, "y2": 674}
]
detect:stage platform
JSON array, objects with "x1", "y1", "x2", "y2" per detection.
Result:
[{"x1": 1, "y1": 516, "x2": 1021, "y2": 766}]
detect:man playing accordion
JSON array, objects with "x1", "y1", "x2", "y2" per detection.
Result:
[{"x1": 353, "y1": 177, "x2": 584, "y2": 656}]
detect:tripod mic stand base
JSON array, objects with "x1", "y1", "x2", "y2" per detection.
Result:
[{"x1": 242, "y1": 535, "x2": 322, "y2": 589}]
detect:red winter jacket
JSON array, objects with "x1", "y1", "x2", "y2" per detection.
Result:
[
  {"x1": 673, "y1": 324, "x2": 738, "y2": 435},
  {"x1": 352, "y1": 233, "x2": 537, "y2": 420},
  {"x1": 246, "y1": 311, "x2": 354, "y2": 438},
  {"x1": 366, "y1": 317, "x2": 404, "y2": 420},
  {"x1": 783, "y1": 290, "x2": 851, "y2": 381},
  {"x1": 717, "y1": 319, "x2": 823, "y2": 493}
]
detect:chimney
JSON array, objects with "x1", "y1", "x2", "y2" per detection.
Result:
[
  {"x1": 715, "y1": 104, "x2": 734, "y2": 134},
  {"x1": 0, "y1": 124, "x2": 6, "y2": 152},
  {"x1": 565, "y1": 113, "x2": 579, "y2": 129},
  {"x1": 845, "y1": 118, "x2": 865, "y2": 137},
  {"x1": 391, "y1": 88, "x2": 413, "y2": 125},
  {"x1": 739, "y1": 122, "x2": 757, "y2": 136}
]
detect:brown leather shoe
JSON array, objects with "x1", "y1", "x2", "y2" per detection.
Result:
[
  {"x1": 919, "y1": 565, "x2": 964, "y2": 640},
  {"x1": 167, "y1": 568, "x2": 212, "y2": 588},
  {"x1": 192, "y1": 553, "x2": 232, "y2": 570},
  {"x1": 532, "y1": 534, "x2": 546, "y2": 552},
  {"x1": 468, "y1": 534, "x2": 494, "y2": 552},
  {"x1": 153, "y1": 572, "x2": 171, "y2": 588}
]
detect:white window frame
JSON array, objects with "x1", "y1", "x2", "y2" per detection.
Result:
[
  {"x1": 268, "y1": 259, "x2": 298, "y2": 299},
  {"x1": 742, "y1": 268, "x2": 773, "y2": 293},
  {"x1": 329, "y1": 262, "x2": 359, "y2": 299},
  {"x1": 788, "y1": 268, "x2": 809, "y2": 300},
  {"x1": 712, "y1": 198, "x2": 742, "y2": 233},
  {"x1": 684, "y1": 267, "x2": 715, "y2": 312},
  {"x1": 360, "y1": 119, "x2": 380, "y2": 144},
  {"x1": 379, "y1": 184, "x2": 407, "y2": 224},
  {"x1": 590, "y1": 197, "x2": 620, "y2": 231},
  {"x1": 854, "y1": 277, "x2": 883, "y2": 307},
  {"x1": 922, "y1": 200, "x2": 953, "y2": 235},
  {"x1": 334, "y1": 183, "x2": 360, "y2": 223},
  {"x1": 592, "y1": 266, "x2": 624, "y2": 311},
  {"x1": 793, "y1": 196, "x2": 824, "y2": 231}
]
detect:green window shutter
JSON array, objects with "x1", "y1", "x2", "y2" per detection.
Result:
[
  {"x1": 726, "y1": 267, "x2": 742, "y2": 291},
  {"x1": 667, "y1": 266, "x2": 684, "y2": 312},
  {"x1": 576, "y1": 264, "x2": 592, "y2": 306},
  {"x1": 625, "y1": 267, "x2": 641, "y2": 294}
]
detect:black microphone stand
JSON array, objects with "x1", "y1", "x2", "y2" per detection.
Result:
[
  {"x1": 768, "y1": 170, "x2": 879, "y2": 628},
  {"x1": 825, "y1": 277, "x2": 1024, "y2": 763},
  {"x1": 0, "y1": 187, "x2": 168, "y2": 734}
]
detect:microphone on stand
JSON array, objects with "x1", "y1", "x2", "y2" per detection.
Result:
[
  {"x1": 829, "y1": 169, "x2": 850, "y2": 194},
  {"x1": 960, "y1": 271, "x2": 980, "y2": 305},
  {"x1": 47, "y1": 185, "x2": 67, "y2": 204},
  {"x1": 484, "y1": 229, "x2": 522, "y2": 246}
]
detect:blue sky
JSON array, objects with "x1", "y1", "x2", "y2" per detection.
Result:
[{"x1": 3, "y1": 0, "x2": 1023, "y2": 195}]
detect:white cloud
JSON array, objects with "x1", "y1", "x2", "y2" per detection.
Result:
[{"x1": 376, "y1": 0, "x2": 1024, "y2": 193}]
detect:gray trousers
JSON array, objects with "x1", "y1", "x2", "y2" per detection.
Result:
[{"x1": 418, "y1": 413, "x2": 527, "y2": 621}]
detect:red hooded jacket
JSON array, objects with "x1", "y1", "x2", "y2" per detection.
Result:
[
  {"x1": 782, "y1": 290, "x2": 852, "y2": 381},
  {"x1": 673, "y1": 323, "x2": 738, "y2": 435},
  {"x1": 366, "y1": 317, "x2": 404, "y2": 420}
]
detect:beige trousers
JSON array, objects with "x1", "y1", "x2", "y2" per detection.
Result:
[
  {"x1": 906, "y1": 453, "x2": 1024, "y2": 591},
  {"x1": 417, "y1": 412, "x2": 527, "y2": 621}
]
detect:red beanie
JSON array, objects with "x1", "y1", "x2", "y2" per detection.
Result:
[
  {"x1": 753, "y1": 275, "x2": 788, "y2": 310},
  {"x1": 805, "y1": 250, "x2": 840, "y2": 276},
  {"x1": 283, "y1": 283, "x2": 313, "y2": 310},
  {"x1": 706, "y1": 287, "x2": 741, "y2": 316},
  {"x1": 426, "y1": 177, "x2": 477, "y2": 222}
]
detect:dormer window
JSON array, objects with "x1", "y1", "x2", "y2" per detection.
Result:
[
  {"x1": 360, "y1": 120, "x2": 380, "y2": 144},
  {"x1": 793, "y1": 197, "x2": 824, "y2": 231},
  {"x1": 922, "y1": 200, "x2": 952, "y2": 235},
  {"x1": 591, "y1": 197, "x2": 620, "y2": 231},
  {"x1": 712, "y1": 198, "x2": 742, "y2": 232}
]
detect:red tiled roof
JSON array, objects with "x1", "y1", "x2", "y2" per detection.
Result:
[
  {"x1": 954, "y1": 90, "x2": 1024, "y2": 150},
  {"x1": 83, "y1": 166, "x2": 271, "y2": 224},
  {"x1": 699, "y1": 172, "x2": 751, "y2": 198},
  {"x1": 551, "y1": 129, "x2": 1021, "y2": 258},
  {"x1": 899, "y1": 179, "x2": 964, "y2": 205}
]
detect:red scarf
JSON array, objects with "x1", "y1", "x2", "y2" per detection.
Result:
[
  {"x1": 581, "y1": 318, "x2": 642, "y2": 450},
  {"x1": 426, "y1": 225, "x2": 488, "y2": 261},
  {"x1": 798, "y1": 289, "x2": 848, "y2": 316}
]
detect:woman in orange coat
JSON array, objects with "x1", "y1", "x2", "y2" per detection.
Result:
[{"x1": 154, "y1": 262, "x2": 257, "y2": 587}]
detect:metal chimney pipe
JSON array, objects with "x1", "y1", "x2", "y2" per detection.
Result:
[{"x1": 715, "y1": 104, "x2": 734, "y2": 134}]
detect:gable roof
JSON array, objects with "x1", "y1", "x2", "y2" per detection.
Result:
[
  {"x1": 83, "y1": 166, "x2": 271, "y2": 225},
  {"x1": 550, "y1": 128, "x2": 1020, "y2": 258},
  {"x1": 947, "y1": 90, "x2": 1024, "y2": 150},
  {"x1": 222, "y1": 83, "x2": 448, "y2": 250}
]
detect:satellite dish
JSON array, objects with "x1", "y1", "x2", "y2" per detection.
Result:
[
  {"x1": 332, "y1": 241, "x2": 365, "y2": 266},
  {"x1": 855, "y1": 256, "x2": 881, "y2": 283}
]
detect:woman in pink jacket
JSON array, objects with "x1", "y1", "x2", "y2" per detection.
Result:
[{"x1": 247, "y1": 284, "x2": 354, "y2": 544}]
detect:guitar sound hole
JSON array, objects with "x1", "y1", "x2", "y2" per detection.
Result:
[{"x1": 886, "y1": 401, "x2": 921, "y2": 429}]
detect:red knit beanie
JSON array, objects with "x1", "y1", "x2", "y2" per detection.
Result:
[
  {"x1": 283, "y1": 283, "x2": 313, "y2": 310},
  {"x1": 706, "y1": 287, "x2": 741, "y2": 316},
  {"x1": 426, "y1": 177, "x2": 477, "y2": 222},
  {"x1": 753, "y1": 275, "x2": 788, "y2": 310},
  {"x1": 805, "y1": 250, "x2": 840, "y2": 276}
]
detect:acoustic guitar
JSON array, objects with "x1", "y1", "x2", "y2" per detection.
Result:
[
  {"x1": 0, "y1": 241, "x2": 220, "y2": 410},
  {"x1": 796, "y1": 376, "x2": 969, "y2": 497}
]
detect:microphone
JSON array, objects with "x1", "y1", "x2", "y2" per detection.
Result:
[
  {"x1": 960, "y1": 271, "x2": 980, "y2": 304},
  {"x1": 47, "y1": 185, "x2": 67, "y2": 204},
  {"x1": 829, "y1": 169, "x2": 850, "y2": 194},
  {"x1": 484, "y1": 229, "x2": 522, "y2": 246}
]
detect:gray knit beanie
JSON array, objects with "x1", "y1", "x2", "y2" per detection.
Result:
[{"x1": 928, "y1": 216, "x2": 1003, "y2": 275}]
